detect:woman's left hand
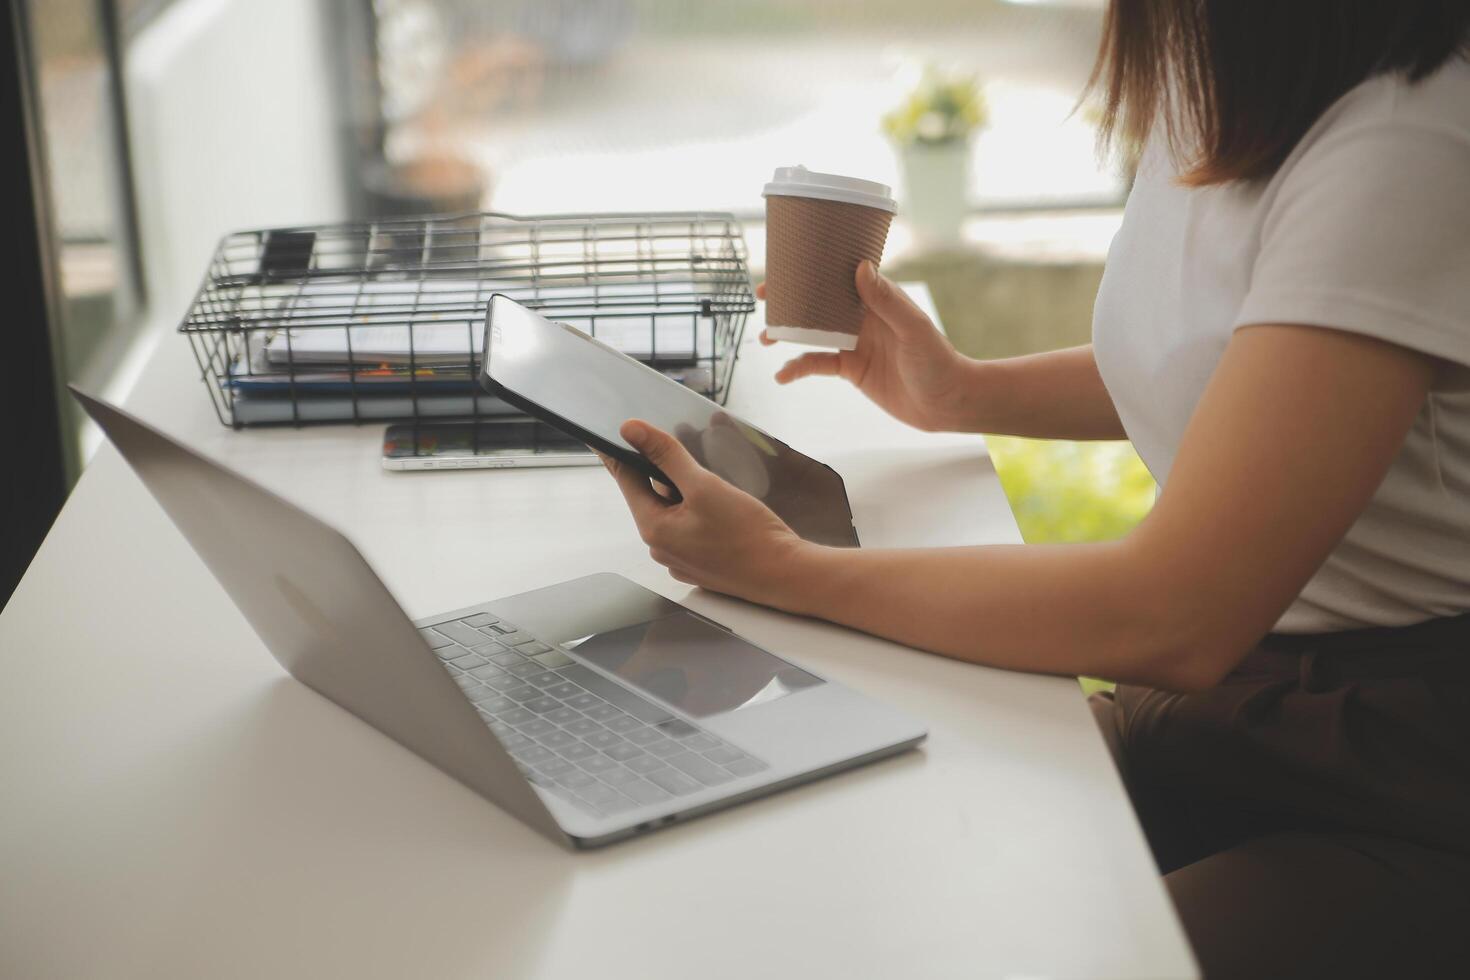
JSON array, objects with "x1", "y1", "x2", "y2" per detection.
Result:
[{"x1": 601, "y1": 419, "x2": 814, "y2": 610}]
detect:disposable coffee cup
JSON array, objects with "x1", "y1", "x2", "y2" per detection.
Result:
[{"x1": 762, "y1": 166, "x2": 897, "y2": 350}]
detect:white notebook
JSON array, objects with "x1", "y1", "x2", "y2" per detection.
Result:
[{"x1": 260, "y1": 280, "x2": 706, "y2": 366}]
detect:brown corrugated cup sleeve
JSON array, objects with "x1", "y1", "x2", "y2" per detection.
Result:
[{"x1": 764, "y1": 195, "x2": 894, "y2": 347}]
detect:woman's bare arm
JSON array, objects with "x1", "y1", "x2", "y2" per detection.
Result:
[
  {"x1": 948, "y1": 344, "x2": 1126, "y2": 439},
  {"x1": 605, "y1": 323, "x2": 1435, "y2": 691},
  {"x1": 760, "y1": 269, "x2": 1126, "y2": 439}
]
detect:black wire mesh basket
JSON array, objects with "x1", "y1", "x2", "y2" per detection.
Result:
[{"x1": 179, "y1": 211, "x2": 755, "y2": 427}]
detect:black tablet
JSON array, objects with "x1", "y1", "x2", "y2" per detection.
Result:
[{"x1": 479, "y1": 295, "x2": 859, "y2": 548}]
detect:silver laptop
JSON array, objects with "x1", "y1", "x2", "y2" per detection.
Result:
[{"x1": 72, "y1": 388, "x2": 926, "y2": 848}]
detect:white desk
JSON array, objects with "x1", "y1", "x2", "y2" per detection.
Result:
[{"x1": 0, "y1": 289, "x2": 1196, "y2": 980}]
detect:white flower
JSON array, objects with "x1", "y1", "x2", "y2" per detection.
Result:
[{"x1": 916, "y1": 111, "x2": 948, "y2": 142}]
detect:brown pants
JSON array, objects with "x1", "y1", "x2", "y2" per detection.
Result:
[{"x1": 1091, "y1": 613, "x2": 1470, "y2": 980}]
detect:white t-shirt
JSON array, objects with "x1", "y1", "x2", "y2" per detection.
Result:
[{"x1": 1092, "y1": 57, "x2": 1470, "y2": 633}]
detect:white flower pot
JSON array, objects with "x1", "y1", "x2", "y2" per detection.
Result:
[{"x1": 897, "y1": 140, "x2": 971, "y2": 248}]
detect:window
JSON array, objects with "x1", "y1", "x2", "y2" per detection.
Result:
[
  {"x1": 29, "y1": 0, "x2": 145, "y2": 411},
  {"x1": 372, "y1": 0, "x2": 1117, "y2": 217}
]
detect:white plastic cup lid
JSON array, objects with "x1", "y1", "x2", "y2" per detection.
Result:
[{"x1": 762, "y1": 165, "x2": 897, "y2": 214}]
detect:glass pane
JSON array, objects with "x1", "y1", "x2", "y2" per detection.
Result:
[
  {"x1": 371, "y1": 0, "x2": 1118, "y2": 217},
  {"x1": 29, "y1": 0, "x2": 143, "y2": 399}
]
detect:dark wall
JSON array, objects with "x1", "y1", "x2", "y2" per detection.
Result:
[{"x1": 2, "y1": 1, "x2": 69, "y2": 610}]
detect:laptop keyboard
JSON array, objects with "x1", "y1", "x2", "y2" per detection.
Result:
[{"x1": 419, "y1": 613, "x2": 768, "y2": 818}]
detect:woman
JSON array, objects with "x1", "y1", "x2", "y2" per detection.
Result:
[{"x1": 601, "y1": 3, "x2": 1470, "y2": 976}]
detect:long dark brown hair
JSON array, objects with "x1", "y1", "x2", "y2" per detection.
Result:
[{"x1": 1087, "y1": 0, "x2": 1470, "y2": 186}]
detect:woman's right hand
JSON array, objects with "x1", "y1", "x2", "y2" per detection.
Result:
[{"x1": 759, "y1": 261, "x2": 975, "y2": 433}]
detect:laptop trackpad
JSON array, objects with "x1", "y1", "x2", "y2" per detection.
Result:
[{"x1": 566, "y1": 612, "x2": 823, "y2": 719}]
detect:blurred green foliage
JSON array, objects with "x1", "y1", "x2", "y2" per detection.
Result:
[
  {"x1": 986, "y1": 437, "x2": 1156, "y2": 545},
  {"x1": 985, "y1": 436, "x2": 1157, "y2": 694}
]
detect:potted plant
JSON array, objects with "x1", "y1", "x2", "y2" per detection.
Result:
[{"x1": 882, "y1": 68, "x2": 988, "y2": 248}]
